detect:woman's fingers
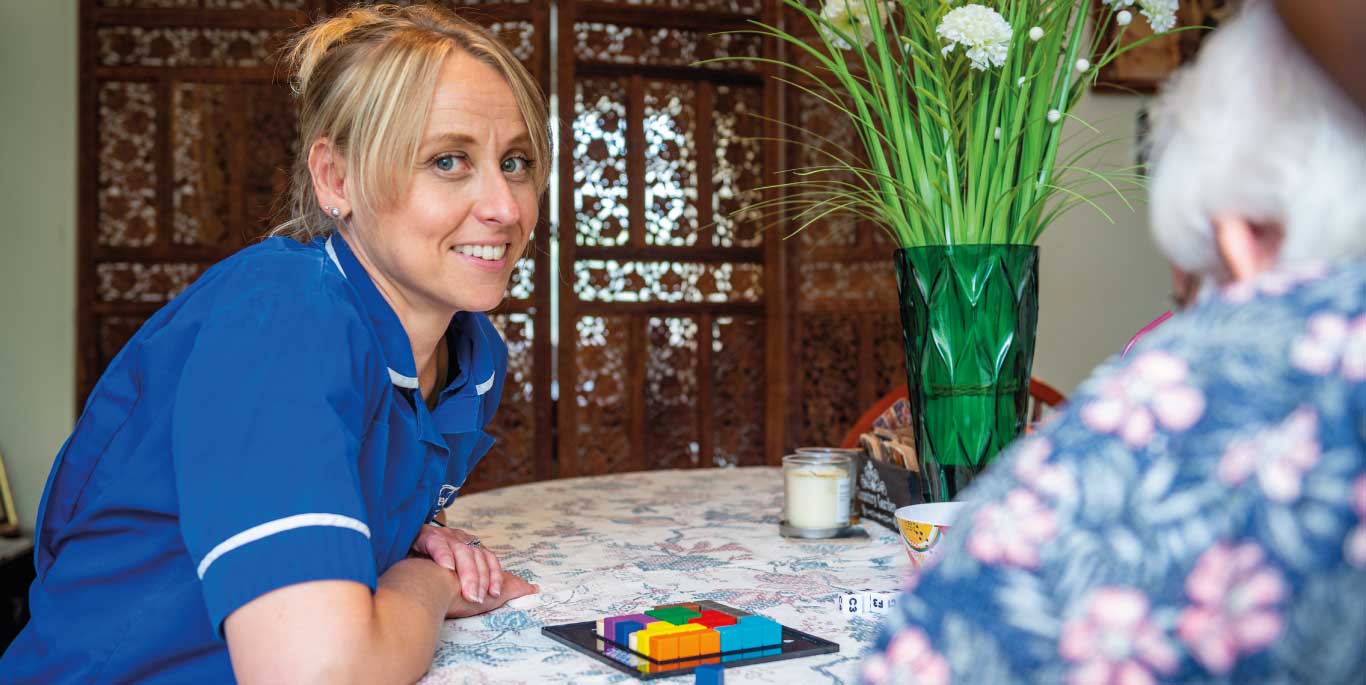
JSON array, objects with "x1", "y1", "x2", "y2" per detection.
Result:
[
  {"x1": 499, "y1": 573, "x2": 538, "y2": 601},
  {"x1": 484, "y1": 548, "x2": 504, "y2": 598},
  {"x1": 452, "y1": 544, "x2": 484, "y2": 603},
  {"x1": 470, "y1": 544, "x2": 491, "y2": 603}
]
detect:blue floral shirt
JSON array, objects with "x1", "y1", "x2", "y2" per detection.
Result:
[{"x1": 865, "y1": 262, "x2": 1366, "y2": 685}]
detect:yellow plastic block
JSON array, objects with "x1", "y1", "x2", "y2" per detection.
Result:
[{"x1": 635, "y1": 622, "x2": 687, "y2": 657}]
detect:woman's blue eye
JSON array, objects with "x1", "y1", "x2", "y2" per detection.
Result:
[
  {"x1": 434, "y1": 155, "x2": 458, "y2": 172},
  {"x1": 502, "y1": 157, "x2": 532, "y2": 174}
]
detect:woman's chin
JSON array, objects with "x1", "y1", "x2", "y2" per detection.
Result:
[{"x1": 451, "y1": 291, "x2": 509, "y2": 314}]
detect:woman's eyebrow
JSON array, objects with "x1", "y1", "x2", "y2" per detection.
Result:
[
  {"x1": 422, "y1": 132, "x2": 477, "y2": 149},
  {"x1": 421, "y1": 131, "x2": 533, "y2": 151}
]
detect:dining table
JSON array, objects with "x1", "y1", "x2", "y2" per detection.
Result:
[{"x1": 420, "y1": 466, "x2": 908, "y2": 684}]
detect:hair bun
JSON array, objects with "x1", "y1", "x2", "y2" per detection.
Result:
[{"x1": 285, "y1": 10, "x2": 365, "y2": 97}]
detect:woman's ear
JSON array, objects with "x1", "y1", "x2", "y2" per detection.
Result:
[
  {"x1": 1213, "y1": 215, "x2": 1284, "y2": 283},
  {"x1": 307, "y1": 137, "x2": 349, "y2": 217}
]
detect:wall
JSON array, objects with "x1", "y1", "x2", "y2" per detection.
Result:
[
  {"x1": 0, "y1": 1, "x2": 78, "y2": 531},
  {"x1": 1033, "y1": 93, "x2": 1173, "y2": 393}
]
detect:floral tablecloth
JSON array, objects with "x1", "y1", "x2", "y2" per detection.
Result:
[{"x1": 422, "y1": 467, "x2": 906, "y2": 684}]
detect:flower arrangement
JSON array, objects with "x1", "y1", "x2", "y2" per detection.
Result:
[{"x1": 717, "y1": 0, "x2": 1192, "y2": 246}]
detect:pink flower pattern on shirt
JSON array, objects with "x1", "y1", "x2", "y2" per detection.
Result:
[
  {"x1": 862, "y1": 627, "x2": 950, "y2": 685},
  {"x1": 1348, "y1": 475, "x2": 1366, "y2": 569},
  {"x1": 1059, "y1": 588, "x2": 1180, "y2": 685},
  {"x1": 1081, "y1": 351, "x2": 1206, "y2": 447},
  {"x1": 1217, "y1": 406, "x2": 1321, "y2": 503},
  {"x1": 1176, "y1": 542, "x2": 1286, "y2": 674},
  {"x1": 966, "y1": 488, "x2": 1057, "y2": 569},
  {"x1": 1290, "y1": 313, "x2": 1366, "y2": 380},
  {"x1": 1223, "y1": 262, "x2": 1328, "y2": 304},
  {"x1": 868, "y1": 263, "x2": 1366, "y2": 685},
  {"x1": 1013, "y1": 437, "x2": 1077, "y2": 501}
]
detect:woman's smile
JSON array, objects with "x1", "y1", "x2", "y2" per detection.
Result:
[{"x1": 451, "y1": 242, "x2": 511, "y2": 269}]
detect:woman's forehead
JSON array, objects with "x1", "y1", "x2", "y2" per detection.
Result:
[{"x1": 423, "y1": 52, "x2": 528, "y2": 143}]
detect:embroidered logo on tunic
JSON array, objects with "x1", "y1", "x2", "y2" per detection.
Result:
[
  {"x1": 437, "y1": 483, "x2": 460, "y2": 508},
  {"x1": 428, "y1": 484, "x2": 462, "y2": 522}
]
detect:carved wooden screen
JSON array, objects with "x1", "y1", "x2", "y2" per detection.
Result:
[
  {"x1": 781, "y1": 7, "x2": 906, "y2": 447},
  {"x1": 78, "y1": 0, "x2": 553, "y2": 492},
  {"x1": 555, "y1": 0, "x2": 788, "y2": 475}
]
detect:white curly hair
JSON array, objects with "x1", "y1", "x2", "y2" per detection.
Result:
[{"x1": 1148, "y1": 0, "x2": 1366, "y2": 279}]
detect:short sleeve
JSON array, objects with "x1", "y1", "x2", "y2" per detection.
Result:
[{"x1": 171, "y1": 267, "x2": 381, "y2": 634}]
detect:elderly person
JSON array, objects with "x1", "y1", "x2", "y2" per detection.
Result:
[
  {"x1": 1, "y1": 6, "x2": 545, "y2": 683},
  {"x1": 864, "y1": 1, "x2": 1366, "y2": 683}
]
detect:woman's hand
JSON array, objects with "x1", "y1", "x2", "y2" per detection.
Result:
[
  {"x1": 410, "y1": 524, "x2": 504, "y2": 604},
  {"x1": 444, "y1": 572, "x2": 538, "y2": 619}
]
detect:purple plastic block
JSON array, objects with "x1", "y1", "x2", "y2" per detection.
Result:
[{"x1": 602, "y1": 613, "x2": 657, "y2": 642}]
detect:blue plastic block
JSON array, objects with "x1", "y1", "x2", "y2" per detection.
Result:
[
  {"x1": 737, "y1": 616, "x2": 781, "y2": 647},
  {"x1": 713, "y1": 623, "x2": 744, "y2": 662},
  {"x1": 695, "y1": 663, "x2": 725, "y2": 685},
  {"x1": 615, "y1": 620, "x2": 644, "y2": 649}
]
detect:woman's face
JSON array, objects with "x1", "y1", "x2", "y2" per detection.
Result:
[{"x1": 355, "y1": 50, "x2": 539, "y2": 317}]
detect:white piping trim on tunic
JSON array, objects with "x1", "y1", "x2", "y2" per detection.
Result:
[
  {"x1": 475, "y1": 371, "x2": 495, "y2": 396},
  {"x1": 324, "y1": 236, "x2": 346, "y2": 277},
  {"x1": 196, "y1": 513, "x2": 371, "y2": 580},
  {"x1": 388, "y1": 368, "x2": 421, "y2": 389}
]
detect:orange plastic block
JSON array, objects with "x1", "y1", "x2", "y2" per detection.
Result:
[
  {"x1": 698, "y1": 628, "x2": 721, "y2": 656},
  {"x1": 649, "y1": 633, "x2": 680, "y2": 662},
  {"x1": 677, "y1": 631, "x2": 701, "y2": 659}
]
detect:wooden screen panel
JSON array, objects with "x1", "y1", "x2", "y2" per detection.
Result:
[
  {"x1": 79, "y1": 0, "x2": 554, "y2": 493},
  {"x1": 557, "y1": 0, "x2": 778, "y2": 477}
]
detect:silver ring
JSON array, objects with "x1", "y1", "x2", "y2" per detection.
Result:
[{"x1": 466, "y1": 538, "x2": 482, "y2": 547}]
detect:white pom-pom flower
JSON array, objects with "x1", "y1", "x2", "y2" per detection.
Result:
[
  {"x1": 1139, "y1": 0, "x2": 1178, "y2": 33},
  {"x1": 937, "y1": 4, "x2": 1014, "y2": 71},
  {"x1": 819, "y1": 0, "x2": 894, "y2": 50},
  {"x1": 1047, "y1": 109, "x2": 1061, "y2": 124},
  {"x1": 1075, "y1": 58, "x2": 1090, "y2": 72},
  {"x1": 1117, "y1": 10, "x2": 1133, "y2": 26},
  {"x1": 1028, "y1": 26, "x2": 1044, "y2": 42}
]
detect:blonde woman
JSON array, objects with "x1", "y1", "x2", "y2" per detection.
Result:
[{"x1": 2, "y1": 6, "x2": 545, "y2": 683}]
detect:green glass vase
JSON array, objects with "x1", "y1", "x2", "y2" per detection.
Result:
[{"x1": 894, "y1": 245, "x2": 1040, "y2": 502}]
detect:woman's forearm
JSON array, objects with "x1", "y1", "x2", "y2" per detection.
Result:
[
  {"x1": 364, "y1": 558, "x2": 463, "y2": 683},
  {"x1": 226, "y1": 559, "x2": 460, "y2": 685}
]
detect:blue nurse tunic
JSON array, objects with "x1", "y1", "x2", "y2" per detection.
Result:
[{"x1": 0, "y1": 232, "x2": 506, "y2": 683}]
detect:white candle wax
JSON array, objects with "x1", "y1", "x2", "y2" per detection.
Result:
[{"x1": 785, "y1": 464, "x2": 851, "y2": 529}]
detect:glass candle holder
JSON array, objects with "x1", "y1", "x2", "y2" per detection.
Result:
[
  {"x1": 783, "y1": 453, "x2": 852, "y2": 533},
  {"x1": 796, "y1": 447, "x2": 862, "y2": 523}
]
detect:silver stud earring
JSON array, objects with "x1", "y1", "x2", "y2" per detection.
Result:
[{"x1": 327, "y1": 206, "x2": 341, "y2": 218}]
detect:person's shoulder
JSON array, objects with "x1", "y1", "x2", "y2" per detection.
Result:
[
  {"x1": 1119, "y1": 260, "x2": 1366, "y2": 371},
  {"x1": 188, "y1": 237, "x2": 360, "y2": 317},
  {"x1": 208, "y1": 236, "x2": 336, "y2": 291}
]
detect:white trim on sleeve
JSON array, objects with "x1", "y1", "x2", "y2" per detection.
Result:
[
  {"x1": 475, "y1": 371, "x2": 495, "y2": 396},
  {"x1": 196, "y1": 513, "x2": 372, "y2": 580}
]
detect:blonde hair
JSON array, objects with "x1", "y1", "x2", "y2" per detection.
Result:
[{"x1": 272, "y1": 4, "x2": 550, "y2": 241}]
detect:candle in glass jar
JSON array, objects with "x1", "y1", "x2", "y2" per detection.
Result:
[{"x1": 783, "y1": 454, "x2": 852, "y2": 530}]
